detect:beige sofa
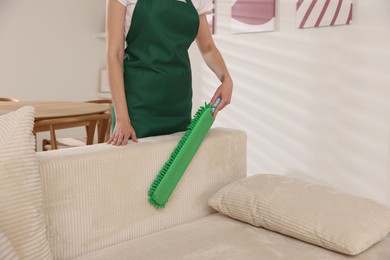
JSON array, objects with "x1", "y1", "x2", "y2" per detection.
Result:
[{"x1": 1, "y1": 107, "x2": 390, "y2": 260}]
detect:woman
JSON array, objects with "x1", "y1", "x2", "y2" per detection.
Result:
[{"x1": 106, "y1": 0, "x2": 233, "y2": 145}]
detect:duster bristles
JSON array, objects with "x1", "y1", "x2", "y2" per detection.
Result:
[{"x1": 148, "y1": 103, "x2": 214, "y2": 208}]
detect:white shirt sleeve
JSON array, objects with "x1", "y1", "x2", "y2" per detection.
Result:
[
  {"x1": 194, "y1": 0, "x2": 213, "y2": 15},
  {"x1": 116, "y1": 0, "x2": 128, "y2": 6}
]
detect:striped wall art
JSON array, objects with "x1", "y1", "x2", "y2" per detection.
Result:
[{"x1": 297, "y1": 0, "x2": 353, "y2": 29}]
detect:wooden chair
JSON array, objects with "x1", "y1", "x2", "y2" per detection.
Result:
[
  {"x1": 0, "y1": 97, "x2": 19, "y2": 102},
  {"x1": 85, "y1": 99, "x2": 112, "y2": 142},
  {"x1": 42, "y1": 99, "x2": 112, "y2": 151}
]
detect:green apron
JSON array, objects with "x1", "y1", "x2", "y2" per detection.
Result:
[{"x1": 112, "y1": 0, "x2": 200, "y2": 138}]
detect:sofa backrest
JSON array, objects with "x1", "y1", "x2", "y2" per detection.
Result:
[{"x1": 37, "y1": 127, "x2": 246, "y2": 259}]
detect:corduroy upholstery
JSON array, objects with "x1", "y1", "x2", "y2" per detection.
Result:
[
  {"x1": 0, "y1": 229, "x2": 19, "y2": 260},
  {"x1": 0, "y1": 107, "x2": 52, "y2": 260},
  {"x1": 37, "y1": 128, "x2": 247, "y2": 259},
  {"x1": 74, "y1": 214, "x2": 390, "y2": 260}
]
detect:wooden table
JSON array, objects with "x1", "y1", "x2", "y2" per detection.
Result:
[{"x1": 0, "y1": 101, "x2": 111, "y2": 150}]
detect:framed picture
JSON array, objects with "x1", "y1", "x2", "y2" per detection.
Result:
[
  {"x1": 296, "y1": 0, "x2": 353, "y2": 29},
  {"x1": 99, "y1": 68, "x2": 110, "y2": 93},
  {"x1": 231, "y1": 0, "x2": 276, "y2": 34}
]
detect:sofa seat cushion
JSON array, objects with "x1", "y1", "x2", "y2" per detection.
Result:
[{"x1": 74, "y1": 213, "x2": 390, "y2": 260}]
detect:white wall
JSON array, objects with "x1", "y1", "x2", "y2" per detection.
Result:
[
  {"x1": 198, "y1": 0, "x2": 390, "y2": 204},
  {"x1": 0, "y1": 0, "x2": 106, "y2": 100},
  {"x1": 1, "y1": 0, "x2": 389, "y2": 204},
  {"x1": 0, "y1": 0, "x2": 107, "y2": 148}
]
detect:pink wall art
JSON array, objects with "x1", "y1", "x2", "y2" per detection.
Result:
[
  {"x1": 231, "y1": 0, "x2": 276, "y2": 34},
  {"x1": 296, "y1": 0, "x2": 353, "y2": 29}
]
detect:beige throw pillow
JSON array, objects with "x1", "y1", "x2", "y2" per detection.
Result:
[
  {"x1": 208, "y1": 174, "x2": 390, "y2": 255},
  {"x1": 0, "y1": 106, "x2": 52, "y2": 260}
]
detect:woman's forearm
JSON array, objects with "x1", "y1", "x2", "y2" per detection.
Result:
[
  {"x1": 196, "y1": 14, "x2": 232, "y2": 115},
  {"x1": 106, "y1": 0, "x2": 129, "y2": 122},
  {"x1": 107, "y1": 54, "x2": 129, "y2": 122},
  {"x1": 201, "y1": 46, "x2": 232, "y2": 85},
  {"x1": 195, "y1": 14, "x2": 232, "y2": 86}
]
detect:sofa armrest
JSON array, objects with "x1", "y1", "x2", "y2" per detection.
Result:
[{"x1": 37, "y1": 127, "x2": 246, "y2": 259}]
